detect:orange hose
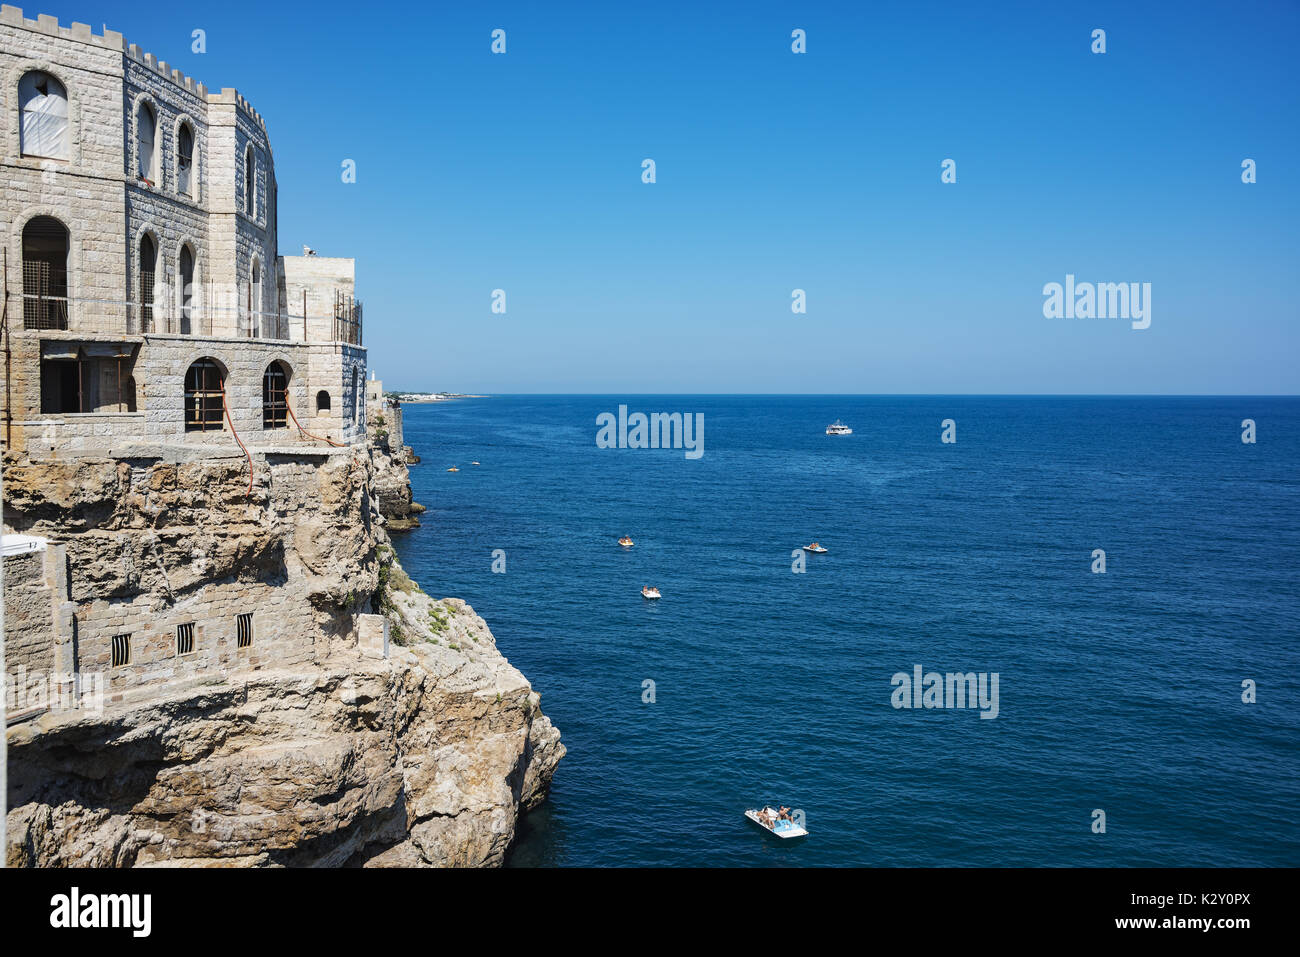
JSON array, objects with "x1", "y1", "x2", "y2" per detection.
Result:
[
  {"x1": 286, "y1": 401, "x2": 346, "y2": 447},
  {"x1": 219, "y1": 380, "x2": 254, "y2": 496}
]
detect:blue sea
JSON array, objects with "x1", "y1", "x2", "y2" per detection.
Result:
[{"x1": 390, "y1": 396, "x2": 1300, "y2": 867}]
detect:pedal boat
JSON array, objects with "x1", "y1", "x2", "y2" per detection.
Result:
[
  {"x1": 745, "y1": 808, "x2": 808, "y2": 839},
  {"x1": 802, "y1": 542, "x2": 828, "y2": 554},
  {"x1": 618, "y1": 536, "x2": 634, "y2": 547},
  {"x1": 641, "y1": 586, "x2": 661, "y2": 600}
]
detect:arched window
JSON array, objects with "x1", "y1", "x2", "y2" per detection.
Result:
[
  {"x1": 136, "y1": 101, "x2": 158, "y2": 184},
  {"x1": 263, "y1": 361, "x2": 289, "y2": 429},
  {"x1": 316, "y1": 390, "x2": 331, "y2": 411},
  {"x1": 184, "y1": 358, "x2": 224, "y2": 432},
  {"x1": 138, "y1": 233, "x2": 157, "y2": 332},
  {"x1": 177, "y1": 244, "x2": 196, "y2": 334},
  {"x1": 22, "y1": 216, "x2": 69, "y2": 330},
  {"x1": 244, "y1": 146, "x2": 256, "y2": 217},
  {"x1": 177, "y1": 122, "x2": 196, "y2": 199},
  {"x1": 19, "y1": 71, "x2": 69, "y2": 160}
]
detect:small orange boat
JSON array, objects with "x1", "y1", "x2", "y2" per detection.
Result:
[{"x1": 447, "y1": 466, "x2": 459, "y2": 472}]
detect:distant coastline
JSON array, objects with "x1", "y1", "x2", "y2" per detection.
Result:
[{"x1": 388, "y1": 392, "x2": 488, "y2": 403}]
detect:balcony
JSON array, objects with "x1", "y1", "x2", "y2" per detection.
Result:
[{"x1": 8, "y1": 280, "x2": 363, "y2": 345}]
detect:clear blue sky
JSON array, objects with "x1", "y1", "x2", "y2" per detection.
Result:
[{"x1": 55, "y1": 2, "x2": 1300, "y2": 392}]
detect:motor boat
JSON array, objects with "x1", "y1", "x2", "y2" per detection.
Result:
[
  {"x1": 745, "y1": 807, "x2": 807, "y2": 839},
  {"x1": 447, "y1": 466, "x2": 459, "y2": 472},
  {"x1": 471, "y1": 461, "x2": 481, "y2": 466},
  {"x1": 641, "y1": 586, "x2": 661, "y2": 600},
  {"x1": 802, "y1": 542, "x2": 828, "y2": 554},
  {"x1": 618, "y1": 536, "x2": 634, "y2": 547},
  {"x1": 825, "y1": 420, "x2": 852, "y2": 436}
]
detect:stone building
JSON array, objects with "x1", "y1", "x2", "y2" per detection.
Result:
[
  {"x1": 0, "y1": 5, "x2": 366, "y2": 456},
  {"x1": 1, "y1": 7, "x2": 381, "y2": 706}
]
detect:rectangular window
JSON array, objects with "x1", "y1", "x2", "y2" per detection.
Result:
[
  {"x1": 39, "y1": 351, "x2": 135, "y2": 414},
  {"x1": 39, "y1": 358, "x2": 80, "y2": 413},
  {"x1": 237, "y1": 613, "x2": 253, "y2": 648},
  {"x1": 176, "y1": 622, "x2": 195, "y2": 656},
  {"x1": 111, "y1": 634, "x2": 131, "y2": 667}
]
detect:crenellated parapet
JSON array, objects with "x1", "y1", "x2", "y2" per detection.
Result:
[
  {"x1": 1, "y1": 6, "x2": 269, "y2": 132},
  {"x1": 0, "y1": 5, "x2": 124, "y2": 51}
]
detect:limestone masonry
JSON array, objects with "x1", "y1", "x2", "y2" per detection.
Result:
[
  {"x1": 1, "y1": 9, "x2": 562, "y2": 866},
  {"x1": 0, "y1": 3, "x2": 365, "y2": 455}
]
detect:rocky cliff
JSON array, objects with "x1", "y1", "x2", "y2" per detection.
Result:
[
  {"x1": 3, "y1": 434, "x2": 562, "y2": 867},
  {"x1": 367, "y1": 399, "x2": 424, "y2": 531}
]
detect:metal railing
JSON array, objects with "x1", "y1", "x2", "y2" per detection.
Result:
[
  {"x1": 334, "y1": 291, "x2": 362, "y2": 346},
  {"x1": 4, "y1": 286, "x2": 363, "y2": 344}
]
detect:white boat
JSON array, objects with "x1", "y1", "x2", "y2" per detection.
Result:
[
  {"x1": 641, "y1": 586, "x2": 661, "y2": 600},
  {"x1": 745, "y1": 807, "x2": 807, "y2": 839},
  {"x1": 802, "y1": 542, "x2": 828, "y2": 554},
  {"x1": 825, "y1": 420, "x2": 852, "y2": 436}
]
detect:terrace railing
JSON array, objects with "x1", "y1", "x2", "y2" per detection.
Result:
[
  {"x1": 4, "y1": 281, "x2": 363, "y2": 344},
  {"x1": 333, "y1": 291, "x2": 362, "y2": 346}
]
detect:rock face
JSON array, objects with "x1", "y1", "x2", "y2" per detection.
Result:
[
  {"x1": 370, "y1": 438, "x2": 425, "y2": 532},
  {"x1": 367, "y1": 397, "x2": 424, "y2": 531},
  {"x1": 6, "y1": 607, "x2": 562, "y2": 867},
  {"x1": 3, "y1": 433, "x2": 562, "y2": 867}
]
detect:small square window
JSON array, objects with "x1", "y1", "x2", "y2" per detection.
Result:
[
  {"x1": 177, "y1": 622, "x2": 195, "y2": 656},
  {"x1": 111, "y1": 634, "x2": 131, "y2": 667},
  {"x1": 237, "y1": 613, "x2": 253, "y2": 648}
]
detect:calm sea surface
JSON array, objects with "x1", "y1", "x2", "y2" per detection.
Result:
[{"x1": 390, "y1": 396, "x2": 1300, "y2": 867}]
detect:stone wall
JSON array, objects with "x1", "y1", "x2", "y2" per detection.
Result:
[
  {"x1": 1, "y1": 8, "x2": 128, "y2": 335},
  {"x1": 3, "y1": 547, "x2": 55, "y2": 672},
  {"x1": 2, "y1": 538, "x2": 75, "y2": 714},
  {"x1": 0, "y1": 6, "x2": 340, "y2": 460},
  {"x1": 2, "y1": 446, "x2": 378, "y2": 698},
  {"x1": 279, "y1": 256, "x2": 355, "y2": 343},
  {"x1": 3, "y1": 331, "x2": 367, "y2": 452}
]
